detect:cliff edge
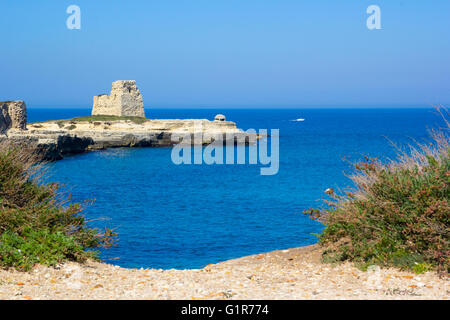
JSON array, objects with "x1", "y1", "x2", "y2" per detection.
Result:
[{"x1": 0, "y1": 101, "x2": 27, "y2": 133}]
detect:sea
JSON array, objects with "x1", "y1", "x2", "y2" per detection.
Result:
[{"x1": 27, "y1": 107, "x2": 446, "y2": 269}]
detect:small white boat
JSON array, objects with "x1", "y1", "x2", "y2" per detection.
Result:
[{"x1": 290, "y1": 118, "x2": 305, "y2": 122}]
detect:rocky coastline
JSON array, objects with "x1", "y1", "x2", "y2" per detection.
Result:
[
  {"x1": 0, "y1": 81, "x2": 258, "y2": 160},
  {"x1": 3, "y1": 116, "x2": 255, "y2": 160}
]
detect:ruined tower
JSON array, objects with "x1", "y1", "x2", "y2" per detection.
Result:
[{"x1": 92, "y1": 80, "x2": 146, "y2": 118}]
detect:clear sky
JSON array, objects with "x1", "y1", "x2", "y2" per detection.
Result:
[{"x1": 1, "y1": 0, "x2": 449, "y2": 108}]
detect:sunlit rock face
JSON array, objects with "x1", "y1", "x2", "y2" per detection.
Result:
[
  {"x1": 92, "y1": 80, "x2": 145, "y2": 118},
  {"x1": 0, "y1": 101, "x2": 27, "y2": 133}
]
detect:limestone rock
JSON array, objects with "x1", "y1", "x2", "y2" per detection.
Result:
[
  {"x1": 92, "y1": 80, "x2": 145, "y2": 118},
  {"x1": 6, "y1": 117, "x2": 257, "y2": 161},
  {"x1": 0, "y1": 101, "x2": 27, "y2": 133}
]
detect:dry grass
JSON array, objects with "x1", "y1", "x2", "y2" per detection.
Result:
[{"x1": 305, "y1": 107, "x2": 449, "y2": 273}]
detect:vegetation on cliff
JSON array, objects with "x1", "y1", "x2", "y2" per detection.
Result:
[
  {"x1": 29, "y1": 115, "x2": 149, "y2": 128},
  {"x1": 59, "y1": 115, "x2": 149, "y2": 125},
  {"x1": 68, "y1": 115, "x2": 148, "y2": 124},
  {"x1": 305, "y1": 108, "x2": 449, "y2": 274},
  {"x1": 0, "y1": 143, "x2": 116, "y2": 270}
]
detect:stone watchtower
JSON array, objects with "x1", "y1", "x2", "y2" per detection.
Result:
[{"x1": 92, "y1": 80, "x2": 146, "y2": 118}]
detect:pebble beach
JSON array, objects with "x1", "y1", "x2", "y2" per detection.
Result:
[{"x1": 0, "y1": 245, "x2": 447, "y2": 300}]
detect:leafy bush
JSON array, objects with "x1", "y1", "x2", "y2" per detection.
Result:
[
  {"x1": 305, "y1": 108, "x2": 449, "y2": 273},
  {"x1": 0, "y1": 143, "x2": 116, "y2": 270}
]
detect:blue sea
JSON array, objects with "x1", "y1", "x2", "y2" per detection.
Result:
[{"x1": 27, "y1": 107, "x2": 445, "y2": 269}]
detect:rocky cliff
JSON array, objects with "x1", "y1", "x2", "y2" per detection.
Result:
[
  {"x1": 1, "y1": 94, "x2": 257, "y2": 161},
  {"x1": 4, "y1": 117, "x2": 257, "y2": 160},
  {"x1": 0, "y1": 101, "x2": 27, "y2": 133},
  {"x1": 92, "y1": 81, "x2": 145, "y2": 118}
]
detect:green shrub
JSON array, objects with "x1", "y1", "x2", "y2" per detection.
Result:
[
  {"x1": 0, "y1": 143, "x2": 116, "y2": 271},
  {"x1": 305, "y1": 108, "x2": 449, "y2": 274},
  {"x1": 33, "y1": 115, "x2": 149, "y2": 126},
  {"x1": 0, "y1": 228, "x2": 94, "y2": 270},
  {"x1": 70, "y1": 115, "x2": 148, "y2": 124}
]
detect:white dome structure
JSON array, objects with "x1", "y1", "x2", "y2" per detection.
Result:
[{"x1": 214, "y1": 114, "x2": 226, "y2": 122}]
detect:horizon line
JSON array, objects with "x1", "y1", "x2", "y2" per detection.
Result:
[{"x1": 25, "y1": 104, "x2": 446, "y2": 110}]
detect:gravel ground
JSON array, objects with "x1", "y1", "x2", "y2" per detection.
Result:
[{"x1": 0, "y1": 245, "x2": 447, "y2": 300}]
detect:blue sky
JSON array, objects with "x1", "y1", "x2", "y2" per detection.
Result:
[{"x1": 1, "y1": 0, "x2": 449, "y2": 108}]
